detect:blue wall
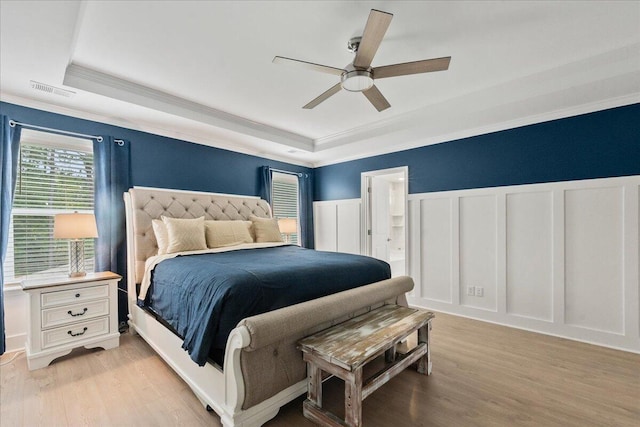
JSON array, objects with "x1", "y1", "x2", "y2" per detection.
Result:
[
  {"x1": 314, "y1": 103, "x2": 640, "y2": 201},
  {"x1": 0, "y1": 102, "x2": 312, "y2": 195},
  {"x1": 3, "y1": 100, "x2": 639, "y2": 220}
]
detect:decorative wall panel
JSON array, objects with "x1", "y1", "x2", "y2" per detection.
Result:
[
  {"x1": 506, "y1": 192, "x2": 553, "y2": 321},
  {"x1": 420, "y1": 198, "x2": 453, "y2": 303},
  {"x1": 564, "y1": 187, "x2": 624, "y2": 334}
]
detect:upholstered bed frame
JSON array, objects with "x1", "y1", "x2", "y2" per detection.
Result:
[{"x1": 124, "y1": 187, "x2": 414, "y2": 427}]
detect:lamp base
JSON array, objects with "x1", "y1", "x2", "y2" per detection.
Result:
[
  {"x1": 69, "y1": 271, "x2": 87, "y2": 278},
  {"x1": 68, "y1": 240, "x2": 86, "y2": 278}
]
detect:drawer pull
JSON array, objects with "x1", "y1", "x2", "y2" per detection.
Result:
[
  {"x1": 67, "y1": 308, "x2": 88, "y2": 317},
  {"x1": 67, "y1": 327, "x2": 88, "y2": 337},
  {"x1": 75, "y1": 293, "x2": 81, "y2": 298}
]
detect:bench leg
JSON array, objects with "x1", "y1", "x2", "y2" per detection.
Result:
[
  {"x1": 307, "y1": 362, "x2": 323, "y2": 407},
  {"x1": 385, "y1": 343, "x2": 397, "y2": 363},
  {"x1": 417, "y1": 320, "x2": 432, "y2": 375},
  {"x1": 345, "y1": 367, "x2": 363, "y2": 427}
]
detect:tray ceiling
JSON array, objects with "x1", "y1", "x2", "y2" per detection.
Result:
[{"x1": 1, "y1": 1, "x2": 638, "y2": 167}]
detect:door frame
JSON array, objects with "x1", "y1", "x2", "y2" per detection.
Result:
[{"x1": 361, "y1": 166, "x2": 409, "y2": 267}]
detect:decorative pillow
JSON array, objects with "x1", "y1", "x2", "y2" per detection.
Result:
[
  {"x1": 152, "y1": 219, "x2": 169, "y2": 255},
  {"x1": 247, "y1": 221, "x2": 256, "y2": 241},
  {"x1": 205, "y1": 220, "x2": 253, "y2": 248},
  {"x1": 250, "y1": 215, "x2": 284, "y2": 243},
  {"x1": 161, "y1": 216, "x2": 207, "y2": 254}
]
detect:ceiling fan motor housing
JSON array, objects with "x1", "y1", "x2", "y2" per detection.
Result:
[{"x1": 342, "y1": 38, "x2": 374, "y2": 92}]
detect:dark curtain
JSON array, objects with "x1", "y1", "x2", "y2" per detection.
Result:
[
  {"x1": 0, "y1": 116, "x2": 21, "y2": 355},
  {"x1": 259, "y1": 165, "x2": 272, "y2": 205},
  {"x1": 93, "y1": 137, "x2": 131, "y2": 328},
  {"x1": 261, "y1": 165, "x2": 314, "y2": 248},
  {"x1": 298, "y1": 172, "x2": 314, "y2": 249}
]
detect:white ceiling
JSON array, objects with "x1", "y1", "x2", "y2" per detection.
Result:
[{"x1": 1, "y1": 1, "x2": 639, "y2": 167}]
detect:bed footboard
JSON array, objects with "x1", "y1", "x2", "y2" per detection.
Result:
[{"x1": 222, "y1": 276, "x2": 414, "y2": 424}]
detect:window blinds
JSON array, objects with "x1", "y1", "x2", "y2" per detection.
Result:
[
  {"x1": 3, "y1": 142, "x2": 95, "y2": 283},
  {"x1": 271, "y1": 172, "x2": 299, "y2": 245}
]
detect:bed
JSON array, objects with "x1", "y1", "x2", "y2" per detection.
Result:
[{"x1": 124, "y1": 187, "x2": 414, "y2": 427}]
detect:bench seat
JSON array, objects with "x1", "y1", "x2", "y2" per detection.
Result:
[{"x1": 298, "y1": 305, "x2": 435, "y2": 427}]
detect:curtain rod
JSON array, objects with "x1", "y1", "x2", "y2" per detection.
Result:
[
  {"x1": 269, "y1": 167, "x2": 303, "y2": 177},
  {"x1": 9, "y1": 120, "x2": 103, "y2": 142}
]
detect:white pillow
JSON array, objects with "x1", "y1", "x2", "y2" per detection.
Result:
[
  {"x1": 250, "y1": 215, "x2": 284, "y2": 243},
  {"x1": 161, "y1": 216, "x2": 207, "y2": 254},
  {"x1": 152, "y1": 219, "x2": 169, "y2": 255},
  {"x1": 205, "y1": 220, "x2": 253, "y2": 248}
]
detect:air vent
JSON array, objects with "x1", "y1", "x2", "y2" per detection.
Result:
[{"x1": 30, "y1": 80, "x2": 75, "y2": 98}]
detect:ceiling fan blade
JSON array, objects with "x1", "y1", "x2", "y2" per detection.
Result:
[
  {"x1": 373, "y1": 56, "x2": 451, "y2": 79},
  {"x1": 353, "y1": 9, "x2": 393, "y2": 69},
  {"x1": 273, "y1": 56, "x2": 345, "y2": 76},
  {"x1": 303, "y1": 83, "x2": 342, "y2": 109},
  {"x1": 363, "y1": 85, "x2": 391, "y2": 112}
]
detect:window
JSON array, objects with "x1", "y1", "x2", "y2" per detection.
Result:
[
  {"x1": 271, "y1": 172, "x2": 299, "y2": 245},
  {"x1": 3, "y1": 130, "x2": 95, "y2": 284}
]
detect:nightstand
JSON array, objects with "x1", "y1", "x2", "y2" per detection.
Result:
[{"x1": 21, "y1": 271, "x2": 121, "y2": 370}]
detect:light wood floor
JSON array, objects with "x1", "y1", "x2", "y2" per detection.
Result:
[{"x1": 1, "y1": 312, "x2": 638, "y2": 426}]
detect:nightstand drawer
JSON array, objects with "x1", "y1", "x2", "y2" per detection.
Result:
[
  {"x1": 41, "y1": 317, "x2": 110, "y2": 349},
  {"x1": 41, "y1": 298, "x2": 110, "y2": 329},
  {"x1": 41, "y1": 284, "x2": 109, "y2": 308}
]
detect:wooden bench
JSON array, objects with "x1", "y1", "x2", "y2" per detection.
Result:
[{"x1": 298, "y1": 305, "x2": 435, "y2": 427}]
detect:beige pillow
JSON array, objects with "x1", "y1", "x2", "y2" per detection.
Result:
[
  {"x1": 161, "y1": 216, "x2": 207, "y2": 254},
  {"x1": 152, "y1": 219, "x2": 169, "y2": 255},
  {"x1": 205, "y1": 220, "x2": 253, "y2": 248},
  {"x1": 250, "y1": 215, "x2": 283, "y2": 243}
]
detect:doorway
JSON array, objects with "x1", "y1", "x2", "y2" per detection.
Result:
[{"x1": 361, "y1": 167, "x2": 408, "y2": 277}]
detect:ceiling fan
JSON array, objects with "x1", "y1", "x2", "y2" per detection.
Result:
[{"x1": 273, "y1": 9, "x2": 451, "y2": 112}]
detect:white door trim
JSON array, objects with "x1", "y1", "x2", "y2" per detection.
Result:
[{"x1": 361, "y1": 167, "x2": 409, "y2": 269}]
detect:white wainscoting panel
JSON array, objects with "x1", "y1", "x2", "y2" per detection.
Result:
[
  {"x1": 314, "y1": 177, "x2": 639, "y2": 352},
  {"x1": 406, "y1": 175, "x2": 640, "y2": 353},
  {"x1": 313, "y1": 199, "x2": 361, "y2": 254},
  {"x1": 407, "y1": 199, "x2": 421, "y2": 298},
  {"x1": 336, "y1": 201, "x2": 361, "y2": 255},
  {"x1": 564, "y1": 187, "x2": 624, "y2": 334},
  {"x1": 313, "y1": 203, "x2": 337, "y2": 252},
  {"x1": 459, "y1": 195, "x2": 498, "y2": 311},
  {"x1": 420, "y1": 198, "x2": 453, "y2": 303},
  {"x1": 506, "y1": 192, "x2": 553, "y2": 321}
]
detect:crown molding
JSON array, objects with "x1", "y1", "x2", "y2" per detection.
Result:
[
  {"x1": 4, "y1": 89, "x2": 637, "y2": 171},
  {"x1": 310, "y1": 93, "x2": 640, "y2": 167},
  {"x1": 63, "y1": 62, "x2": 314, "y2": 152},
  {"x1": 0, "y1": 92, "x2": 314, "y2": 168}
]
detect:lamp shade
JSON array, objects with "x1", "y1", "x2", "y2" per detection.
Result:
[
  {"x1": 53, "y1": 212, "x2": 98, "y2": 239},
  {"x1": 278, "y1": 218, "x2": 297, "y2": 234}
]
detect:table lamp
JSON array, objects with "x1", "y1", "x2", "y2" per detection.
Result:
[
  {"x1": 53, "y1": 212, "x2": 98, "y2": 277},
  {"x1": 278, "y1": 218, "x2": 297, "y2": 244}
]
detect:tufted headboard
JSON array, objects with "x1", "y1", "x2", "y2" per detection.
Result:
[{"x1": 124, "y1": 187, "x2": 272, "y2": 285}]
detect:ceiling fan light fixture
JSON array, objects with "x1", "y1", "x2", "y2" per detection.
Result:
[{"x1": 341, "y1": 69, "x2": 374, "y2": 92}]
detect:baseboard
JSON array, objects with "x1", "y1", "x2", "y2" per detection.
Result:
[
  {"x1": 5, "y1": 333, "x2": 26, "y2": 353},
  {"x1": 409, "y1": 297, "x2": 640, "y2": 355}
]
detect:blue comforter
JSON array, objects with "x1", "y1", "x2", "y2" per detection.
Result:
[{"x1": 147, "y1": 245, "x2": 391, "y2": 366}]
